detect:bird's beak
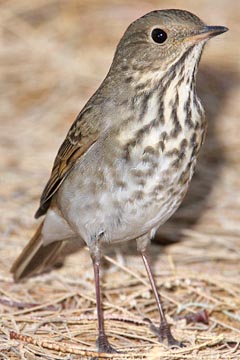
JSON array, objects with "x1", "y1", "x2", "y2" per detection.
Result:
[{"x1": 188, "y1": 25, "x2": 228, "y2": 43}]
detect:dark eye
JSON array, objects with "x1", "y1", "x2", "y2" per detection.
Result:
[{"x1": 151, "y1": 28, "x2": 168, "y2": 44}]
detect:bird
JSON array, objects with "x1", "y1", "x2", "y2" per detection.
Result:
[{"x1": 11, "y1": 9, "x2": 228, "y2": 353}]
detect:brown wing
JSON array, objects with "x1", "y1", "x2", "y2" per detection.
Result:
[{"x1": 35, "y1": 106, "x2": 99, "y2": 218}]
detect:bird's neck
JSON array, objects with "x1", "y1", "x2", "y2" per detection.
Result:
[
  {"x1": 134, "y1": 44, "x2": 205, "y2": 130},
  {"x1": 115, "y1": 45, "x2": 205, "y2": 155}
]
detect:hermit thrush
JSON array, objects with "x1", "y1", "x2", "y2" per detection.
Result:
[{"x1": 11, "y1": 9, "x2": 228, "y2": 353}]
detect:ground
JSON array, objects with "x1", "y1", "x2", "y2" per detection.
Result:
[{"x1": 0, "y1": 0, "x2": 239, "y2": 359}]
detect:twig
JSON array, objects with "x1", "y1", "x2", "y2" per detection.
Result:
[{"x1": 10, "y1": 331, "x2": 145, "y2": 358}]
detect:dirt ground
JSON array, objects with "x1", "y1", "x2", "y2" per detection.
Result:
[{"x1": 0, "y1": 0, "x2": 239, "y2": 359}]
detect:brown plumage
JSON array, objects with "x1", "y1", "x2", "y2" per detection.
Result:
[
  {"x1": 11, "y1": 221, "x2": 60, "y2": 279},
  {"x1": 11, "y1": 9, "x2": 228, "y2": 353},
  {"x1": 35, "y1": 106, "x2": 99, "y2": 218},
  {"x1": 11, "y1": 219, "x2": 84, "y2": 281}
]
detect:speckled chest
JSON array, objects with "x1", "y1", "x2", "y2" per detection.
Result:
[{"x1": 112, "y1": 71, "x2": 206, "y2": 231}]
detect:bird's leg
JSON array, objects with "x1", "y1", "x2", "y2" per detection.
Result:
[
  {"x1": 92, "y1": 253, "x2": 118, "y2": 353},
  {"x1": 140, "y1": 251, "x2": 183, "y2": 347}
]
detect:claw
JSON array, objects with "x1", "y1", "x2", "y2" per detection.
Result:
[
  {"x1": 147, "y1": 319, "x2": 184, "y2": 348},
  {"x1": 96, "y1": 333, "x2": 119, "y2": 353}
]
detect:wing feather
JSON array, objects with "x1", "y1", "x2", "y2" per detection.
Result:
[{"x1": 35, "y1": 106, "x2": 99, "y2": 218}]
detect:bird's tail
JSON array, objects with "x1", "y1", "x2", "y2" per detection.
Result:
[{"x1": 11, "y1": 222, "x2": 83, "y2": 281}]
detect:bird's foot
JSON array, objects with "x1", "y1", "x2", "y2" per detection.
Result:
[
  {"x1": 148, "y1": 319, "x2": 185, "y2": 348},
  {"x1": 96, "y1": 333, "x2": 118, "y2": 353}
]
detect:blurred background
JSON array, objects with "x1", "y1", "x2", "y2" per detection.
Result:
[{"x1": 0, "y1": 0, "x2": 239, "y2": 358}]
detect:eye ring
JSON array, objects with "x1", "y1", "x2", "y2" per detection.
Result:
[{"x1": 151, "y1": 28, "x2": 168, "y2": 44}]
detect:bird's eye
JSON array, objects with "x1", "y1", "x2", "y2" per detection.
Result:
[{"x1": 151, "y1": 28, "x2": 168, "y2": 44}]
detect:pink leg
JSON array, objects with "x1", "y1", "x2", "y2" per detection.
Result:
[
  {"x1": 141, "y1": 252, "x2": 184, "y2": 347},
  {"x1": 92, "y1": 257, "x2": 118, "y2": 353}
]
